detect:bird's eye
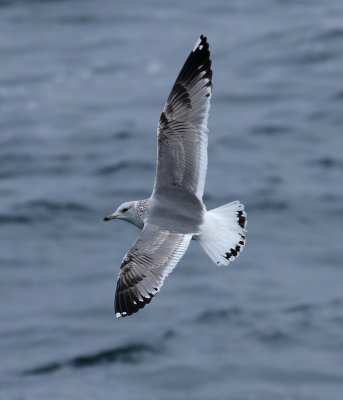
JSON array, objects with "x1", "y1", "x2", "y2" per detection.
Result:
[{"x1": 122, "y1": 208, "x2": 129, "y2": 212}]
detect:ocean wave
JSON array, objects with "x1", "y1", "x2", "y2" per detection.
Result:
[
  {"x1": 250, "y1": 124, "x2": 290, "y2": 136},
  {"x1": 96, "y1": 160, "x2": 155, "y2": 175},
  {"x1": 0, "y1": 200, "x2": 93, "y2": 225},
  {"x1": 309, "y1": 157, "x2": 343, "y2": 170},
  {"x1": 22, "y1": 342, "x2": 157, "y2": 376},
  {"x1": 24, "y1": 199, "x2": 91, "y2": 213},
  {"x1": 0, "y1": 214, "x2": 32, "y2": 225}
]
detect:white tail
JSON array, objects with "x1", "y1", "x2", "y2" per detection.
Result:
[{"x1": 196, "y1": 201, "x2": 247, "y2": 266}]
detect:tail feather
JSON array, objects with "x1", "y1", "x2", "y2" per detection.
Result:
[{"x1": 197, "y1": 201, "x2": 247, "y2": 266}]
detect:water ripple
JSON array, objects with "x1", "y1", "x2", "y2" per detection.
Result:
[
  {"x1": 195, "y1": 306, "x2": 263, "y2": 326},
  {"x1": 216, "y1": 91, "x2": 282, "y2": 104},
  {"x1": 309, "y1": 157, "x2": 343, "y2": 170},
  {"x1": 22, "y1": 342, "x2": 157, "y2": 376},
  {"x1": 96, "y1": 160, "x2": 155, "y2": 175},
  {"x1": 247, "y1": 199, "x2": 289, "y2": 211},
  {"x1": 250, "y1": 124, "x2": 290, "y2": 136},
  {"x1": 0, "y1": 200, "x2": 93, "y2": 225},
  {"x1": 24, "y1": 199, "x2": 91, "y2": 213},
  {"x1": 0, "y1": 214, "x2": 32, "y2": 225},
  {"x1": 317, "y1": 27, "x2": 343, "y2": 41}
]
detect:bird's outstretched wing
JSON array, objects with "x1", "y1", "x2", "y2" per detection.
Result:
[
  {"x1": 153, "y1": 35, "x2": 213, "y2": 201},
  {"x1": 115, "y1": 224, "x2": 192, "y2": 318}
]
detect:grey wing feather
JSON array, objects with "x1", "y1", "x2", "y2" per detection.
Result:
[
  {"x1": 115, "y1": 224, "x2": 192, "y2": 318},
  {"x1": 153, "y1": 35, "x2": 213, "y2": 201}
]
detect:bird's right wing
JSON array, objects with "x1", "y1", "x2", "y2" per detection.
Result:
[{"x1": 115, "y1": 224, "x2": 192, "y2": 318}]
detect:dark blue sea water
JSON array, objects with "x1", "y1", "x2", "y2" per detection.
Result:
[{"x1": 1, "y1": 0, "x2": 343, "y2": 399}]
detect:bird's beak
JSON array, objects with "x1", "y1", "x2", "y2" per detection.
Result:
[{"x1": 103, "y1": 213, "x2": 117, "y2": 222}]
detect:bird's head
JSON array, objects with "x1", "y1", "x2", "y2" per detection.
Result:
[{"x1": 103, "y1": 201, "x2": 136, "y2": 223}]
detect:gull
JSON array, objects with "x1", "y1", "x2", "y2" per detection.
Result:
[{"x1": 104, "y1": 35, "x2": 247, "y2": 318}]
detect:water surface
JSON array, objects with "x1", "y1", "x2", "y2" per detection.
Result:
[{"x1": 1, "y1": 1, "x2": 343, "y2": 399}]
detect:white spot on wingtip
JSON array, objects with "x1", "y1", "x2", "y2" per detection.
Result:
[
  {"x1": 193, "y1": 38, "x2": 201, "y2": 52},
  {"x1": 115, "y1": 313, "x2": 122, "y2": 318}
]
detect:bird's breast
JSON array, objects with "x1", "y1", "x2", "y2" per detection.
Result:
[{"x1": 147, "y1": 188, "x2": 204, "y2": 234}]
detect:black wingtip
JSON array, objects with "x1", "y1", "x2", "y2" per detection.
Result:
[
  {"x1": 115, "y1": 291, "x2": 154, "y2": 318},
  {"x1": 194, "y1": 34, "x2": 209, "y2": 53},
  {"x1": 115, "y1": 276, "x2": 156, "y2": 318},
  {"x1": 171, "y1": 34, "x2": 212, "y2": 92}
]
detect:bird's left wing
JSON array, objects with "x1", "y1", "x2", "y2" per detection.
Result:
[
  {"x1": 115, "y1": 224, "x2": 192, "y2": 318},
  {"x1": 153, "y1": 35, "x2": 212, "y2": 201}
]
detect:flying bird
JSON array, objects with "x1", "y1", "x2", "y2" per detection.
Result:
[{"x1": 104, "y1": 35, "x2": 247, "y2": 318}]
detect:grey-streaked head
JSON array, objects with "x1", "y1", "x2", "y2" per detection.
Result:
[
  {"x1": 104, "y1": 199, "x2": 149, "y2": 229},
  {"x1": 104, "y1": 201, "x2": 137, "y2": 223}
]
